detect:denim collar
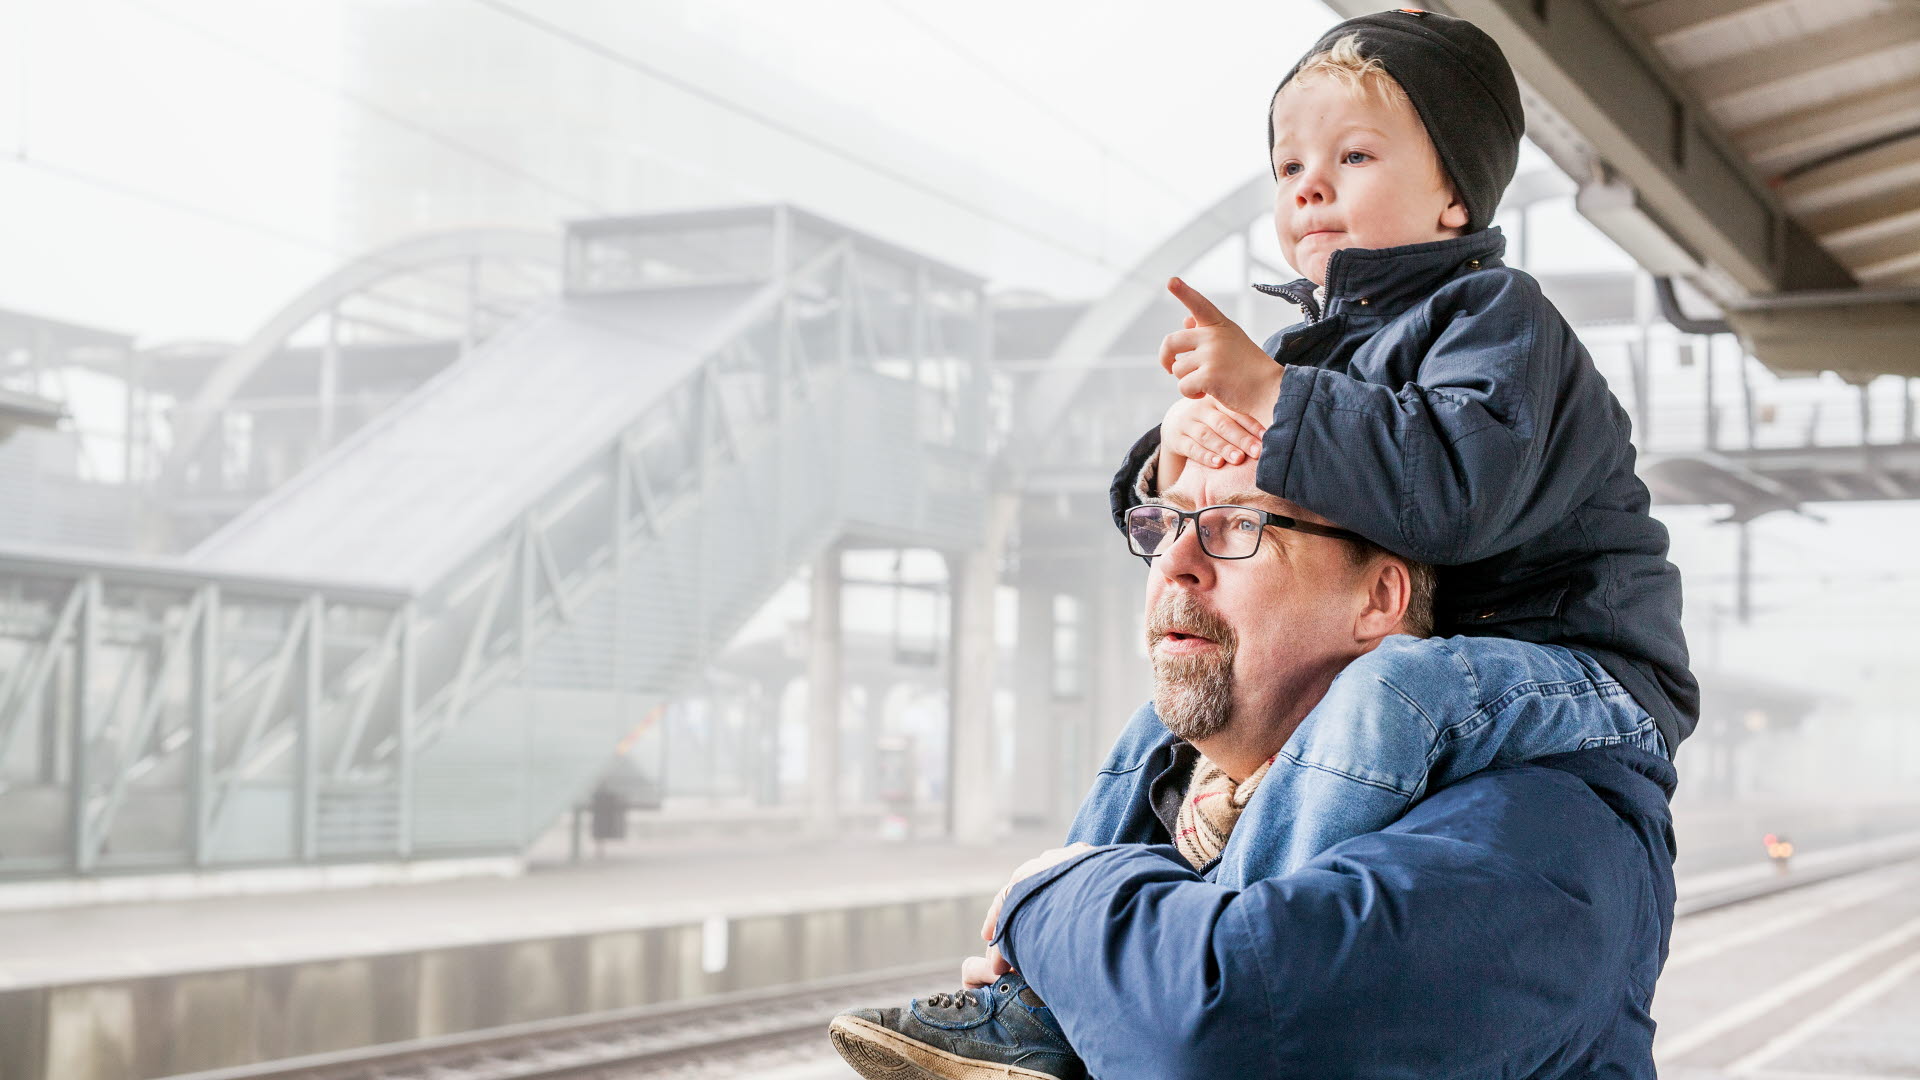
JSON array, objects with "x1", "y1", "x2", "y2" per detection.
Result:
[{"x1": 1253, "y1": 227, "x2": 1508, "y2": 323}]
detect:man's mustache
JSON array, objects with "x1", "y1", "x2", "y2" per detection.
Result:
[{"x1": 1146, "y1": 589, "x2": 1236, "y2": 651}]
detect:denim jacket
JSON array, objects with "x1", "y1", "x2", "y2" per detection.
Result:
[
  {"x1": 1109, "y1": 227, "x2": 1698, "y2": 753},
  {"x1": 996, "y1": 702, "x2": 1678, "y2": 1079}
]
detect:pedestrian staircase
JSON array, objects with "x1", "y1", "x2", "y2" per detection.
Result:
[{"x1": 0, "y1": 206, "x2": 993, "y2": 875}]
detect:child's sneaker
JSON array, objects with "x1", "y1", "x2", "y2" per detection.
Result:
[{"x1": 826, "y1": 971, "x2": 1085, "y2": 1080}]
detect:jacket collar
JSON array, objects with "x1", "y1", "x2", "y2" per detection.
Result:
[{"x1": 1252, "y1": 227, "x2": 1508, "y2": 323}]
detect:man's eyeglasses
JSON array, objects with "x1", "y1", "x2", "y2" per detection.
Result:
[{"x1": 1124, "y1": 503, "x2": 1364, "y2": 563}]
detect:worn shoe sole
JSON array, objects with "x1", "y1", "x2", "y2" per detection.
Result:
[{"x1": 827, "y1": 1014, "x2": 1062, "y2": 1080}]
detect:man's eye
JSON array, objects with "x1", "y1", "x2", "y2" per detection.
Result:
[
  {"x1": 1344, "y1": 151, "x2": 1370, "y2": 165},
  {"x1": 1232, "y1": 517, "x2": 1260, "y2": 533}
]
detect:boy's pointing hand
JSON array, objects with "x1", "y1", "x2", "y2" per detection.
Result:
[{"x1": 1163, "y1": 276, "x2": 1284, "y2": 421}]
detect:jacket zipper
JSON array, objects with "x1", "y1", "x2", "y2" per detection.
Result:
[{"x1": 1253, "y1": 281, "x2": 1321, "y2": 322}]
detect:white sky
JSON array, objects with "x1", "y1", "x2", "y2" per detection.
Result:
[
  {"x1": 0, "y1": 0, "x2": 1630, "y2": 341},
  {"x1": 0, "y1": 0, "x2": 1911, "y2": 787}
]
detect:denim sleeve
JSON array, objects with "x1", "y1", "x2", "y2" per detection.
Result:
[
  {"x1": 995, "y1": 763, "x2": 1666, "y2": 1079},
  {"x1": 1256, "y1": 271, "x2": 1620, "y2": 565}
]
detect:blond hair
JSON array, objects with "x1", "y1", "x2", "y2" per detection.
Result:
[{"x1": 1289, "y1": 33, "x2": 1407, "y2": 107}]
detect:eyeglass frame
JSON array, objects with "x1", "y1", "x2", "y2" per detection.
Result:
[{"x1": 1124, "y1": 502, "x2": 1365, "y2": 564}]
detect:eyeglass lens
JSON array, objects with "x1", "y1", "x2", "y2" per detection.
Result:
[{"x1": 1127, "y1": 506, "x2": 1264, "y2": 559}]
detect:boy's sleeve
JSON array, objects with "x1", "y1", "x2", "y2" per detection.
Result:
[{"x1": 1256, "y1": 271, "x2": 1623, "y2": 565}]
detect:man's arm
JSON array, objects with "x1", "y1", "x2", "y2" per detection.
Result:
[
  {"x1": 994, "y1": 753, "x2": 1674, "y2": 1080},
  {"x1": 1256, "y1": 270, "x2": 1623, "y2": 565}
]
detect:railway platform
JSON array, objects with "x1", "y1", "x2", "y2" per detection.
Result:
[
  {"x1": 0, "y1": 829, "x2": 1050, "y2": 1080},
  {"x1": 3, "y1": 817, "x2": 1917, "y2": 1080}
]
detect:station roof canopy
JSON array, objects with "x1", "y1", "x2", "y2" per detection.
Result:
[{"x1": 1327, "y1": 0, "x2": 1920, "y2": 381}]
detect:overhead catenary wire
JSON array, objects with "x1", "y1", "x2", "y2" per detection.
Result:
[
  {"x1": 111, "y1": 0, "x2": 779, "y2": 215},
  {"x1": 1, "y1": 151, "x2": 710, "y2": 357},
  {"x1": 463, "y1": 0, "x2": 1196, "y2": 290},
  {"x1": 5, "y1": 151, "x2": 353, "y2": 266},
  {"x1": 135, "y1": 0, "x2": 1249, "y2": 300},
  {"x1": 873, "y1": 0, "x2": 1266, "y2": 255},
  {"x1": 112, "y1": 0, "x2": 616, "y2": 216},
  {"x1": 14, "y1": 1, "x2": 1267, "y2": 367}
]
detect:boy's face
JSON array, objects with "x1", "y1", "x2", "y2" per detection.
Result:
[{"x1": 1269, "y1": 73, "x2": 1470, "y2": 287}]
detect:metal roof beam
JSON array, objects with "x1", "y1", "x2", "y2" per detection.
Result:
[
  {"x1": 1635, "y1": 0, "x2": 1783, "y2": 43},
  {"x1": 1685, "y1": 11, "x2": 1920, "y2": 104},
  {"x1": 1725, "y1": 287, "x2": 1920, "y2": 377},
  {"x1": 1735, "y1": 74, "x2": 1920, "y2": 175},
  {"x1": 1797, "y1": 176, "x2": 1920, "y2": 237},
  {"x1": 1787, "y1": 138, "x2": 1920, "y2": 223}
]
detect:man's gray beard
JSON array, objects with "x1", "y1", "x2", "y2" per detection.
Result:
[
  {"x1": 1152, "y1": 649, "x2": 1235, "y2": 741},
  {"x1": 1146, "y1": 590, "x2": 1237, "y2": 742}
]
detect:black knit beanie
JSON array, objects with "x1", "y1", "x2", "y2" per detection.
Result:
[{"x1": 1267, "y1": 9, "x2": 1524, "y2": 233}]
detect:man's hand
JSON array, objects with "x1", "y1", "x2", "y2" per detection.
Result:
[
  {"x1": 1161, "y1": 277, "x2": 1284, "y2": 420},
  {"x1": 1156, "y1": 394, "x2": 1266, "y2": 491},
  {"x1": 980, "y1": 843, "x2": 1095, "y2": 942},
  {"x1": 959, "y1": 948, "x2": 1012, "y2": 989},
  {"x1": 959, "y1": 842, "x2": 1095, "y2": 989}
]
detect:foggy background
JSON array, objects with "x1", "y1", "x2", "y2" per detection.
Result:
[{"x1": 0, "y1": 1, "x2": 1916, "y2": 1077}]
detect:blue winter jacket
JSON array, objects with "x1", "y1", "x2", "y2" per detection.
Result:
[
  {"x1": 994, "y1": 704, "x2": 1678, "y2": 1079},
  {"x1": 1109, "y1": 227, "x2": 1698, "y2": 752}
]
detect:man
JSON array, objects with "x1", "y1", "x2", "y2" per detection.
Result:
[{"x1": 833, "y1": 457, "x2": 1676, "y2": 1078}]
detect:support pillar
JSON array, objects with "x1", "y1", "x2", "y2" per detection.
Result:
[
  {"x1": 1009, "y1": 568, "x2": 1057, "y2": 830},
  {"x1": 319, "y1": 308, "x2": 341, "y2": 452},
  {"x1": 807, "y1": 546, "x2": 844, "y2": 835},
  {"x1": 1088, "y1": 567, "x2": 1149, "y2": 779},
  {"x1": 946, "y1": 495, "x2": 1016, "y2": 845},
  {"x1": 1735, "y1": 520, "x2": 1752, "y2": 626},
  {"x1": 1703, "y1": 334, "x2": 1718, "y2": 450},
  {"x1": 68, "y1": 577, "x2": 96, "y2": 872}
]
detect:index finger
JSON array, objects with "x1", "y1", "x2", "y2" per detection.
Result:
[{"x1": 1168, "y1": 276, "x2": 1228, "y2": 327}]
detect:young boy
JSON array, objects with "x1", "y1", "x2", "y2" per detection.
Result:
[{"x1": 828, "y1": 11, "x2": 1695, "y2": 1079}]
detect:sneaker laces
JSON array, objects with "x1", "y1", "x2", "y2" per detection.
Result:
[{"x1": 924, "y1": 989, "x2": 978, "y2": 1009}]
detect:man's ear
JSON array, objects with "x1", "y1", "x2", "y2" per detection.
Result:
[
  {"x1": 1353, "y1": 556, "x2": 1411, "y2": 643},
  {"x1": 1440, "y1": 194, "x2": 1470, "y2": 232}
]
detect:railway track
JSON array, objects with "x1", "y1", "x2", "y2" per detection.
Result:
[
  {"x1": 163, "y1": 851, "x2": 1920, "y2": 1080},
  {"x1": 159, "y1": 961, "x2": 958, "y2": 1080}
]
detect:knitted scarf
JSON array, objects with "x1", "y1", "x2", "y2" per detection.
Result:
[{"x1": 1174, "y1": 753, "x2": 1276, "y2": 871}]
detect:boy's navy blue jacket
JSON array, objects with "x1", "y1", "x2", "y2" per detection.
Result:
[
  {"x1": 994, "y1": 714, "x2": 1678, "y2": 1079},
  {"x1": 1109, "y1": 227, "x2": 1698, "y2": 752}
]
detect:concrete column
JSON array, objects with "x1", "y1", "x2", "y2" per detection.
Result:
[
  {"x1": 946, "y1": 495, "x2": 1017, "y2": 845},
  {"x1": 1088, "y1": 566, "x2": 1149, "y2": 778},
  {"x1": 319, "y1": 308, "x2": 341, "y2": 451},
  {"x1": 807, "y1": 546, "x2": 844, "y2": 835},
  {"x1": 1009, "y1": 571, "x2": 1057, "y2": 829}
]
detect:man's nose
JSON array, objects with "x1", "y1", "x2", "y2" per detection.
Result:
[{"x1": 1151, "y1": 520, "x2": 1215, "y2": 588}]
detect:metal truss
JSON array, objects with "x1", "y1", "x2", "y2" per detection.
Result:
[{"x1": 0, "y1": 206, "x2": 992, "y2": 877}]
